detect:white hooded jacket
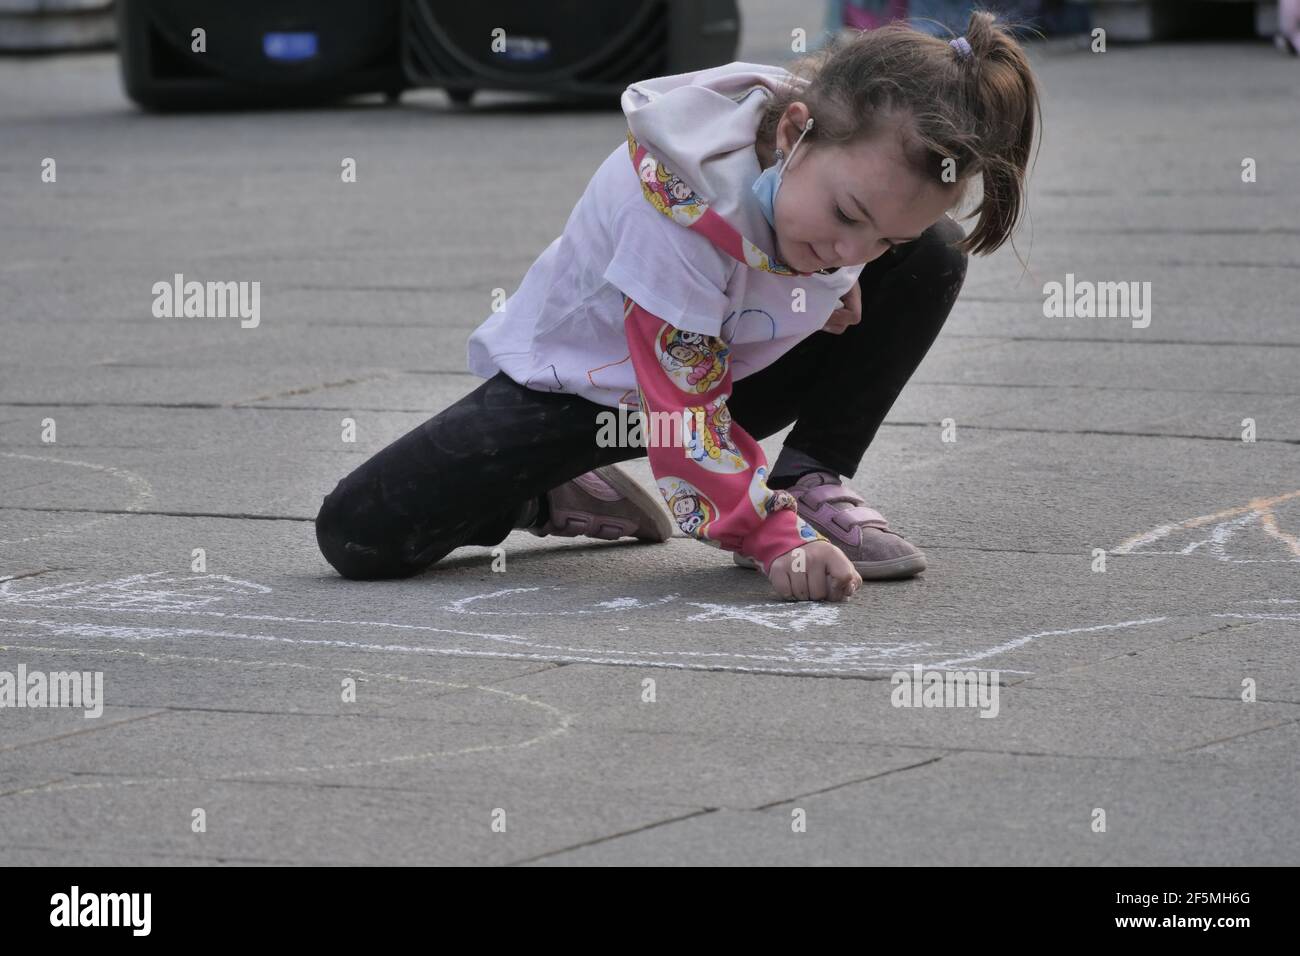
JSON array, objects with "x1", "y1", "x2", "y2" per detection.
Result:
[{"x1": 468, "y1": 60, "x2": 863, "y2": 405}]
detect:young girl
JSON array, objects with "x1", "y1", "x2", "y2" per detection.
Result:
[{"x1": 315, "y1": 12, "x2": 1041, "y2": 603}]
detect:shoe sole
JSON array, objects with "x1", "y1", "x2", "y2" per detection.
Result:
[
  {"x1": 733, "y1": 550, "x2": 927, "y2": 580},
  {"x1": 593, "y1": 465, "x2": 674, "y2": 544}
]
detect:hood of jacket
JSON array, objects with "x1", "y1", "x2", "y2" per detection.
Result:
[{"x1": 621, "y1": 60, "x2": 823, "y2": 279}]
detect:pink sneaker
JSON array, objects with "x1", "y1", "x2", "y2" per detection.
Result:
[
  {"x1": 529, "y1": 465, "x2": 673, "y2": 543},
  {"x1": 734, "y1": 471, "x2": 927, "y2": 579}
]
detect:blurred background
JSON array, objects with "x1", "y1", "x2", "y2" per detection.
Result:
[{"x1": 1, "y1": 0, "x2": 1291, "y2": 112}]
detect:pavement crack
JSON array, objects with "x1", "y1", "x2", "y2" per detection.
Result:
[
  {"x1": 0, "y1": 710, "x2": 169, "y2": 757},
  {"x1": 1173, "y1": 718, "x2": 1299, "y2": 755},
  {"x1": 1014, "y1": 620, "x2": 1263, "y2": 686},
  {"x1": 234, "y1": 371, "x2": 399, "y2": 405},
  {"x1": 0, "y1": 567, "x2": 79, "y2": 584},
  {"x1": 749, "y1": 756, "x2": 945, "y2": 810},
  {"x1": 0, "y1": 841, "x2": 326, "y2": 865},
  {"x1": 504, "y1": 808, "x2": 718, "y2": 866},
  {"x1": 0, "y1": 776, "x2": 72, "y2": 798}
]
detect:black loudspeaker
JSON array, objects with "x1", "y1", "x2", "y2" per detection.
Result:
[
  {"x1": 402, "y1": 0, "x2": 740, "y2": 106},
  {"x1": 117, "y1": 0, "x2": 406, "y2": 111}
]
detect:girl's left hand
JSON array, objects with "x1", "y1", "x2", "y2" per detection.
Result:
[{"x1": 822, "y1": 281, "x2": 862, "y2": 334}]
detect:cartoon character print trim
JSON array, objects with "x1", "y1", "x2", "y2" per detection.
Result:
[
  {"x1": 685, "y1": 393, "x2": 747, "y2": 474},
  {"x1": 746, "y1": 465, "x2": 800, "y2": 519},
  {"x1": 634, "y1": 144, "x2": 705, "y2": 226},
  {"x1": 744, "y1": 468, "x2": 830, "y2": 547},
  {"x1": 795, "y1": 517, "x2": 827, "y2": 543},
  {"x1": 655, "y1": 324, "x2": 727, "y2": 395},
  {"x1": 656, "y1": 476, "x2": 721, "y2": 546}
]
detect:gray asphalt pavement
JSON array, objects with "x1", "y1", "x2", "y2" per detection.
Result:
[{"x1": 1, "y1": 6, "x2": 1298, "y2": 865}]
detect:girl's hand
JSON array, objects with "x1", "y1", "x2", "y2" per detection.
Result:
[
  {"x1": 767, "y1": 541, "x2": 862, "y2": 602},
  {"x1": 822, "y1": 282, "x2": 862, "y2": 334}
]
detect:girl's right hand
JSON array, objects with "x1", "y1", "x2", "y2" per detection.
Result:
[{"x1": 767, "y1": 541, "x2": 862, "y2": 602}]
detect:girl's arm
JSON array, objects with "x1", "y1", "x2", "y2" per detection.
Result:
[{"x1": 622, "y1": 294, "x2": 827, "y2": 576}]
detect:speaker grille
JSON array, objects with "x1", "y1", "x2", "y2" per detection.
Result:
[{"x1": 403, "y1": 0, "x2": 670, "y2": 98}]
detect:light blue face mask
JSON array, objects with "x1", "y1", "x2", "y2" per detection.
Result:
[{"x1": 751, "y1": 117, "x2": 815, "y2": 230}]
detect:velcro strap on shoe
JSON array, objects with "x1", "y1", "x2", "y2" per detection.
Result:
[
  {"x1": 830, "y1": 505, "x2": 892, "y2": 534},
  {"x1": 801, "y1": 484, "x2": 861, "y2": 510},
  {"x1": 790, "y1": 479, "x2": 912, "y2": 542},
  {"x1": 801, "y1": 486, "x2": 891, "y2": 528}
]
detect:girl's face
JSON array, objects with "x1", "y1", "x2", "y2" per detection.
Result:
[{"x1": 762, "y1": 103, "x2": 958, "y2": 272}]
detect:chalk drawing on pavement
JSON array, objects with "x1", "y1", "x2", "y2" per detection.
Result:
[
  {"x1": 0, "y1": 452, "x2": 155, "y2": 547},
  {"x1": 0, "y1": 639, "x2": 577, "y2": 800},
  {"x1": 0, "y1": 569, "x2": 1187, "y2": 676},
  {"x1": 0, "y1": 571, "x2": 271, "y2": 611},
  {"x1": 1213, "y1": 596, "x2": 1300, "y2": 624},
  {"x1": 1112, "y1": 489, "x2": 1300, "y2": 564}
]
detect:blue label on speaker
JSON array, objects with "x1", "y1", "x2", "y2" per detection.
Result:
[
  {"x1": 263, "y1": 32, "x2": 318, "y2": 62},
  {"x1": 496, "y1": 35, "x2": 551, "y2": 62}
]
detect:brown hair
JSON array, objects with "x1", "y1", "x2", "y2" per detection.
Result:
[{"x1": 756, "y1": 9, "x2": 1043, "y2": 259}]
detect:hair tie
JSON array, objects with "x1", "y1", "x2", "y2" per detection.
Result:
[{"x1": 949, "y1": 36, "x2": 973, "y2": 61}]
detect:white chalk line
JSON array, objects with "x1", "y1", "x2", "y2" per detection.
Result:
[
  {"x1": 441, "y1": 588, "x2": 681, "y2": 616},
  {"x1": 5, "y1": 612, "x2": 1184, "y2": 677},
  {"x1": 0, "y1": 577, "x2": 967, "y2": 671},
  {"x1": 1209, "y1": 593, "x2": 1300, "y2": 623},
  {"x1": 0, "y1": 615, "x2": 934, "y2": 675},
  {"x1": 0, "y1": 641, "x2": 577, "y2": 798},
  {"x1": 0, "y1": 572, "x2": 1186, "y2": 674},
  {"x1": 0, "y1": 575, "x2": 864, "y2": 665},
  {"x1": 0, "y1": 452, "x2": 155, "y2": 546},
  {"x1": 0, "y1": 572, "x2": 841, "y2": 647},
  {"x1": 0, "y1": 571, "x2": 272, "y2": 606},
  {"x1": 925, "y1": 617, "x2": 1169, "y2": 669},
  {"x1": 684, "y1": 601, "x2": 841, "y2": 631},
  {"x1": 0, "y1": 575, "x2": 1229, "y2": 676},
  {"x1": 0, "y1": 605, "x2": 852, "y2": 663}
]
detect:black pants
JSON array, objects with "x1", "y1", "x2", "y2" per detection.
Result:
[{"x1": 316, "y1": 214, "x2": 968, "y2": 580}]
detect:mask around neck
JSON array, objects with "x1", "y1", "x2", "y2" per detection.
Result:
[{"x1": 752, "y1": 118, "x2": 814, "y2": 230}]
